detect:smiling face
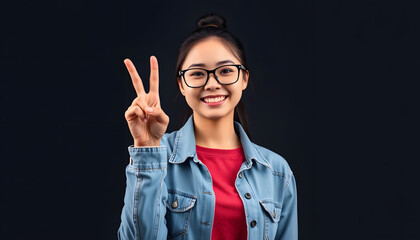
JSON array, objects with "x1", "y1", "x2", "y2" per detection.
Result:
[{"x1": 178, "y1": 37, "x2": 249, "y2": 121}]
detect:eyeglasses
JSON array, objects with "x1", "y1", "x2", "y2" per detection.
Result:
[{"x1": 178, "y1": 64, "x2": 247, "y2": 88}]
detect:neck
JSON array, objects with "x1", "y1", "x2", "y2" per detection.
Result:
[{"x1": 193, "y1": 112, "x2": 241, "y2": 149}]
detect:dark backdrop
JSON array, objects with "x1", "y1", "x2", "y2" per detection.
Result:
[{"x1": 1, "y1": 0, "x2": 418, "y2": 239}]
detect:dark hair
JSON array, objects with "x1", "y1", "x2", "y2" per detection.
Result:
[{"x1": 174, "y1": 13, "x2": 252, "y2": 138}]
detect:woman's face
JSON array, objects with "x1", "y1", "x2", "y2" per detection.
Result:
[{"x1": 178, "y1": 37, "x2": 249, "y2": 121}]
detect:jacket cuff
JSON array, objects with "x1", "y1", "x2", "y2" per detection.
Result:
[{"x1": 128, "y1": 145, "x2": 167, "y2": 169}]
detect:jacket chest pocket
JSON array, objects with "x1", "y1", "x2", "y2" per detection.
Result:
[
  {"x1": 165, "y1": 190, "x2": 197, "y2": 239},
  {"x1": 259, "y1": 199, "x2": 282, "y2": 240}
]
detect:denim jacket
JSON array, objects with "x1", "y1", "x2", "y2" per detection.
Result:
[{"x1": 118, "y1": 115, "x2": 298, "y2": 240}]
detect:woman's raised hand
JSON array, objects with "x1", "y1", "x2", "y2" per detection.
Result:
[{"x1": 124, "y1": 56, "x2": 169, "y2": 147}]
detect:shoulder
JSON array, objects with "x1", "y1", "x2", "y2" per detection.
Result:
[{"x1": 252, "y1": 142, "x2": 294, "y2": 179}]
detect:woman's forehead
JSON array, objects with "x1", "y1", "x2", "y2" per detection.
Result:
[{"x1": 182, "y1": 37, "x2": 240, "y2": 69}]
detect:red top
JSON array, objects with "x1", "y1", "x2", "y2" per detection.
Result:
[{"x1": 196, "y1": 144, "x2": 247, "y2": 240}]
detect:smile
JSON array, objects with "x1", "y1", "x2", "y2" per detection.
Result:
[
  {"x1": 200, "y1": 95, "x2": 228, "y2": 106},
  {"x1": 202, "y1": 96, "x2": 227, "y2": 103}
]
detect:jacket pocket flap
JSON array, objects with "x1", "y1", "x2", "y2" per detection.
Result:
[
  {"x1": 166, "y1": 191, "x2": 197, "y2": 212},
  {"x1": 259, "y1": 200, "x2": 282, "y2": 222}
]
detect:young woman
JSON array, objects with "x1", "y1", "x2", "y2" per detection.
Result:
[{"x1": 118, "y1": 13, "x2": 298, "y2": 240}]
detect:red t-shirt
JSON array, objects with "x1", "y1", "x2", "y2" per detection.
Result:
[{"x1": 196, "y1": 144, "x2": 247, "y2": 240}]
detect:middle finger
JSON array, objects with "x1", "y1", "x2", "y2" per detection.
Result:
[{"x1": 149, "y1": 56, "x2": 159, "y2": 94}]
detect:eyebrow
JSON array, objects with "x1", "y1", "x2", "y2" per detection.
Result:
[{"x1": 188, "y1": 60, "x2": 235, "y2": 68}]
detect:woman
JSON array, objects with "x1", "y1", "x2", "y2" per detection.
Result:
[{"x1": 118, "y1": 13, "x2": 298, "y2": 240}]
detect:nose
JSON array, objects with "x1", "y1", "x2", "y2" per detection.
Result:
[{"x1": 204, "y1": 72, "x2": 221, "y2": 90}]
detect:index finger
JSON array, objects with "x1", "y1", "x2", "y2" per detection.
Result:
[
  {"x1": 149, "y1": 55, "x2": 159, "y2": 94},
  {"x1": 124, "y1": 58, "x2": 145, "y2": 96}
]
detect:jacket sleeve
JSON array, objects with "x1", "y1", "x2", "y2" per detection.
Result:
[
  {"x1": 276, "y1": 173, "x2": 298, "y2": 240},
  {"x1": 118, "y1": 145, "x2": 168, "y2": 240}
]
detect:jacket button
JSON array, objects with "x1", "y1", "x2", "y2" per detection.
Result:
[
  {"x1": 244, "y1": 192, "x2": 252, "y2": 199},
  {"x1": 238, "y1": 172, "x2": 243, "y2": 178},
  {"x1": 171, "y1": 199, "x2": 178, "y2": 209},
  {"x1": 250, "y1": 220, "x2": 257, "y2": 228}
]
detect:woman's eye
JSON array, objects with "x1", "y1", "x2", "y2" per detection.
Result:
[
  {"x1": 220, "y1": 68, "x2": 233, "y2": 74},
  {"x1": 190, "y1": 71, "x2": 204, "y2": 76}
]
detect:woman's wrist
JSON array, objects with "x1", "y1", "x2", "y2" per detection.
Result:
[{"x1": 134, "y1": 139, "x2": 161, "y2": 147}]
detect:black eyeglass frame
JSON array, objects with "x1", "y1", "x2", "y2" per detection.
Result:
[{"x1": 178, "y1": 64, "x2": 247, "y2": 88}]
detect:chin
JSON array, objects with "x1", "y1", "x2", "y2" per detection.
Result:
[
  {"x1": 195, "y1": 109, "x2": 234, "y2": 121},
  {"x1": 204, "y1": 115, "x2": 225, "y2": 120}
]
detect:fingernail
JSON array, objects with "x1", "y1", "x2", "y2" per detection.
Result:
[
  {"x1": 143, "y1": 118, "x2": 147, "y2": 122},
  {"x1": 146, "y1": 107, "x2": 153, "y2": 113}
]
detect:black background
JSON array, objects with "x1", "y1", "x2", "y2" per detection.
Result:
[{"x1": 1, "y1": 0, "x2": 419, "y2": 239}]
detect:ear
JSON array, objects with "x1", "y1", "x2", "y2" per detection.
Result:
[
  {"x1": 177, "y1": 78, "x2": 185, "y2": 95},
  {"x1": 241, "y1": 70, "x2": 249, "y2": 91}
]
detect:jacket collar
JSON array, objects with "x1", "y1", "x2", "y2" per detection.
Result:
[{"x1": 168, "y1": 115, "x2": 271, "y2": 169}]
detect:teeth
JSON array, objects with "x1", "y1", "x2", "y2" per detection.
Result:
[{"x1": 203, "y1": 96, "x2": 226, "y2": 103}]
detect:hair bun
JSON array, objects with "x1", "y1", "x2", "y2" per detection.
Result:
[{"x1": 197, "y1": 13, "x2": 227, "y2": 29}]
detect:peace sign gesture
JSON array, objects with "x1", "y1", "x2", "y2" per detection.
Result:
[{"x1": 124, "y1": 56, "x2": 169, "y2": 147}]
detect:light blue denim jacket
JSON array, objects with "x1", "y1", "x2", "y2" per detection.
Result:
[{"x1": 118, "y1": 115, "x2": 298, "y2": 240}]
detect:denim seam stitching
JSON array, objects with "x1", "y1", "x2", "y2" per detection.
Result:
[
  {"x1": 129, "y1": 167, "x2": 167, "y2": 171},
  {"x1": 264, "y1": 215, "x2": 269, "y2": 240},
  {"x1": 167, "y1": 189, "x2": 197, "y2": 198},
  {"x1": 272, "y1": 171, "x2": 288, "y2": 178},
  {"x1": 242, "y1": 173, "x2": 259, "y2": 233},
  {"x1": 168, "y1": 130, "x2": 181, "y2": 163},
  {"x1": 154, "y1": 172, "x2": 163, "y2": 240},
  {"x1": 133, "y1": 175, "x2": 143, "y2": 240},
  {"x1": 168, "y1": 210, "x2": 190, "y2": 239},
  {"x1": 253, "y1": 144, "x2": 291, "y2": 179},
  {"x1": 284, "y1": 173, "x2": 293, "y2": 191},
  {"x1": 129, "y1": 146, "x2": 166, "y2": 152},
  {"x1": 253, "y1": 144, "x2": 274, "y2": 168}
]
